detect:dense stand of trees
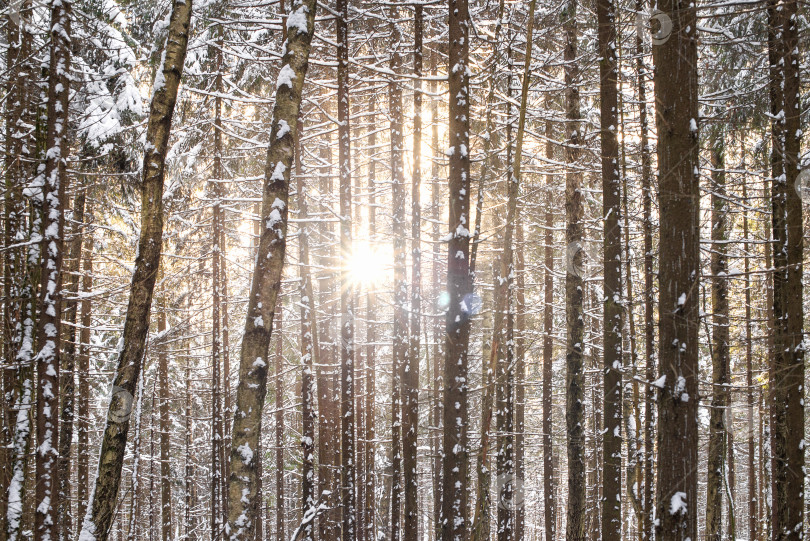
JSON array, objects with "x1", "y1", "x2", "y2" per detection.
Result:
[{"x1": 0, "y1": 0, "x2": 808, "y2": 541}]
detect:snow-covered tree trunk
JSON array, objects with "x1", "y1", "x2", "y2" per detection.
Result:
[
  {"x1": 157, "y1": 301, "x2": 172, "y2": 541},
  {"x1": 57, "y1": 183, "x2": 87, "y2": 540},
  {"x1": 768, "y1": 0, "x2": 804, "y2": 538},
  {"x1": 636, "y1": 0, "x2": 656, "y2": 534},
  {"x1": 77, "y1": 0, "x2": 192, "y2": 537},
  {"x1": 471, "y1": 4, "x2": 503, "y2": 539},
  {"x1": 364, "y1": 93, "x2": 378, "y2": 541},
  {"x1": 563, "y1": 0, "x2": 586, "y2": 537},
  {"x1": 596, "y1": 0, "x2": 622, "y2": 536},
  {"x1": 273, "y1": 307, "x2": 285, "y2": 541},
  {"x1": 316, "y1": 124, "x2": 339, "y2": 541},
  {"x1": 620, "y1": 90, "x2": 643, "y2": 533},
  {"x1": 34, "y1": 0, "x2": 72, "y2": 536},
  {"x1": 2, "y1": 1, "x2": 35, "y2": 520},
  {"x1": 514, "y1": 214, "x2": 527, "y2": 541},
  {"x1": 706, "y1": 129, "x2": 729, "y2": 541},
  {"x1": 651, "y1": 0, "x2": 700, "y2": 535},
  {"x1": 541, "y1": 94, "x2": 556, "y2": 541},
  {"x1": 403, "y1": 6, "x2": 422, "y2": 539},
  {"x1": 429, "y1": 50, "x2": 444, "y2": 541},
  {"x1": 296, "y1": 117, "x2": 318, "y2": 541},
  {"x1": 389, "y1": 9, "x2": 407, "y2": 541},
  {"x1": 441, "y1": 0, "x2": 472, "y2": 539},
  {"x1": 224, "y1": 0, "x2": 316, "y2": 537},
  {"x1": 335, "y1": 1, "x2": 357, "y2": 539},
  {"x1": 211, "y1": 24, "x2": 227, "y2": 534}
]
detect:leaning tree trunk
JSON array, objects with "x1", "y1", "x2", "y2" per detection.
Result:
[
  {"x1": 224, "y1": 1, "x2": 316, "y2": 538},
  {"x1": 77, "y1": 1, "x2": 192, "y2": 538},
  {"x1": 768, "y1": 0, "x2": 804, "y2": 538},
  {"x1": 441, "y1": 0, "x2": 472, "y2": 539},
  {"x1": 563, "y1": 0, "x2": 586, "y2": 538},
  {"x1": 34, "y1": 0, "x2": 72, "y2": 536},
  {"x1": 596, "y1": 0, "x2": 622, "y2": 535},
  {"x1": 651, "y1": 0, "x2": 700, "y2": 536}
]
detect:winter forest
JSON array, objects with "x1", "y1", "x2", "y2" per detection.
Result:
[{"x1": 0, "y1": 0, "x2": 808, "y2": 538}]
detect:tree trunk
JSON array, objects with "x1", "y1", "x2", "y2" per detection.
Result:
[
  {"x1": 296, "y1": 118, "x2": 318, "y2": 541},
  {"x1": 497, "y1": 4, "x2": 535, "y2": 537},
  {"x1": 470, "y1": 5, "x2": 505, "y2": 537},
  {"x1": 335, "y1": 2, "x2": 356, "y2": 539},
  {"x1": 762, "y1": 173, "x2": 773, "y2": 541},
  {"x1": 596, "y1": 0, "x2": 622, "y2": 535},
  {"x1": 223, "y1": 2, "x2": 316, "y2": 537},
  {"x1": 2, "y1": 1, "x2": 34, "y2": 526},
  {"x1": 563, "y1": 0, "x2": 586, "y2": 536},
  {"x1": 184, "y1": 346, "x2": 195, "y2": 541},
  {"x1": 636, "y1": 0, "x2": 656, "y2": 533},
  {"x1": 469, "y1": 0, "x2": 505, "y2": 276},
  {"x1": 316, "y1": 120, "x2": 340, "y2": 541},
  {"x1": 441, "y1": 0, "x2": 472, "y2": 539},
  {"x1": 78, "y1": 1, "x2": 192, "y2": 537},
  {"x1": 619, "y1": 87, "x2": 643, "y2": 536},
  {"x1": 275, "y1": 307, "x2": 285, "y2": 541},
  {"x1": 57, "y1": 183, "x2": 87, "y2": 540},
  {"x1": 34, "y1": 0, "x2": 73, "y2": 535},
  {"x1": 742, "y1": 173, "x2": 757, "y2": 541},
  {"x1": 364, "y1": 94, "x2": 378, "y2": 541},
  {"x1": 77, "y1": 210, "x2": 94, "y2": 527},
  {"x1": 7, "y1": 36, "x2": 41, "y2": 537},
  {"x1": 651, "y1": 0, "x2": 700, "y2": 535},
  {"x1": 514, "y1": 212, "x2": 526, "y2": 541},
  {"x1": 542, "y1": 95, "x2": 556, "y2": 541},
  {"x1": 768, "y1": 0, "x2": 804, "y2": 538},
  {"x1": 125, "y1": 377, "x2": 145, "y2": 541},
  {"x1": 389, "y1": 11, "x2": 407, "y2": 541},
  {"x1": 157, "y1": 301, "x2": 172, "y2": 541},
  {"x1": 211, "y1": 23, "x2": 227, "y2": 535},
  {"x1": 706, "y1": 129, "x2": 728, "y2": 541},
  {"x1": 429, "y1": 49, "x2": 443, "y2": 541},
  {"x1": 403, "y1": 7, "x2": 422, "y2": 540}
]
